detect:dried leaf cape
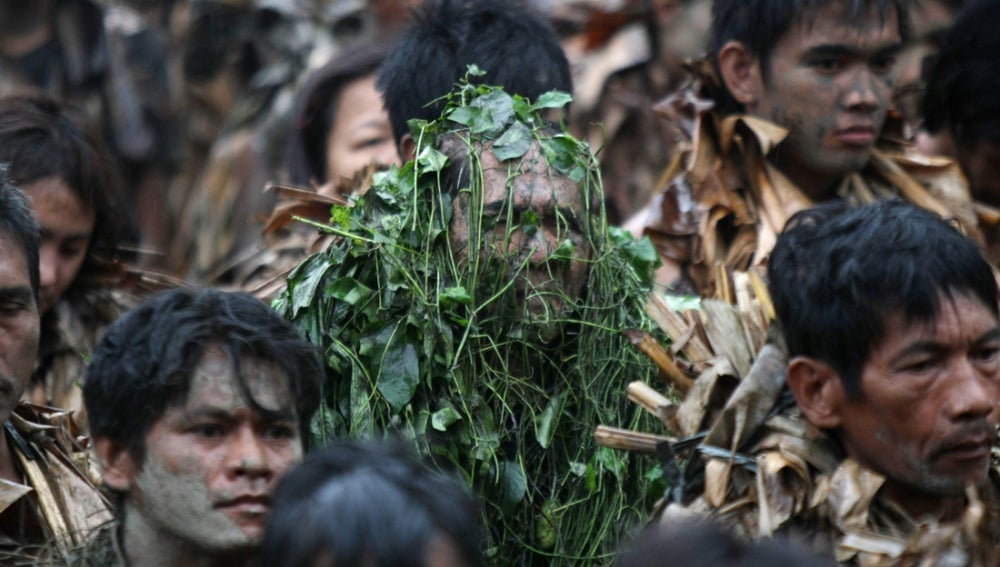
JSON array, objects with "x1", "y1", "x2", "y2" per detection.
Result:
[
  {"x1": 636, "y1": 61, "x2": 980, "y2": 295},
  {"x1": 0, "y1": 404, "x2": 113, "y2": 564},
  {"x1": 604, "y1": 281, "x2": 1000, "y2": 566},
  {"x1": 277, "y1": 78, "x2": 661, "y2": 565}
]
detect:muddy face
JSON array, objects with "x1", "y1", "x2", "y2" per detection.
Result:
[
  {"x1": 0, "y1": 230, "x2": 38, "y2": 421},
  {"x1": 128, "y1": 347, "x2": 302, "y2": 556},
  {"x1": 836, "y1": 294, "x2": 1000, "y2": 501},
  {"x1": 750, "y1": 1, "x2": 901, "y2": 196},
  {"x1": 448, "y1": 139, "x2": 592, "y2": 341}
]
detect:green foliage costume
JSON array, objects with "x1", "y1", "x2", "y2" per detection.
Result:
[{"x1": 277, "y1": 75, "x2": 660, "y2": 565}]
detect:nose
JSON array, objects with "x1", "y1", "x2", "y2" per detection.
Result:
[
  {"x1": 510, "y1": 228, "x2": 556, "y2": 265},
  {"x1": 226, "y1": 425, "x2": 271, "y2": 480},
  {"x1": 841, "y1": 68, "x2": 881, "y2": 112},
  {"x1": 39, "y1": 245, "x2": 57, "y2": 289},
  {"x1": 945, "y1": 358, "x2": 997, "y2": 422}
]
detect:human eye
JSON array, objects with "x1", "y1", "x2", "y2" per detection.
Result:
[
  {"x1": 972, "y1": 344, "x2": 1000, "y2": 366},
  {"x1": 900, "y1": 356, "x2": 939, "y2": 375},
  {"x1": 263, "y1": 422, "x2": 296, "y2": 440},
  {"x1": 870, "y1": 53, "x2": 897, "y2": 75},
  {"x1": 810, "y1": 57, "x2": 844, "y2": 74},
  {"x1": 190, "y1": 422, "x2": 226, "y2": 438}
]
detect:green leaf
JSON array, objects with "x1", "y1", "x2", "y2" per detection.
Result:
[
  {"x1": 329, "y1": 204, "x2": 351, "y2": 229},
  {"x1": 369, "y1": 326, "x2": 420, "y2": 412},
  {"x1": 440, "y1": 285, "x2": 473, "y2": 306},
  {"x1": 324, "y1": 277, "x2": 373, "y2": 305},
  {"x1": 431, "y1": 406, "x2": 462, "y2": 431},
  {"x1": 551, "y1": 239, "x2": 575, "y2": 262},
  {"x1": 416, "y1": 145, "x2": 449, "y2": 173},
  {"x1": 533, "y1": 90, "x2": 573, "y2": 110},
  {"x1": 533, "y1": 392, "x2": 566, "y2": 449},
  {"x1": 664, "y1": 293, "x2": 701, "y2": 312},
  {"x1": 608, "y1": 228, "x2": 661, "y2": 287},
  {"x1": 497, "y1": 461, "x2": 527, "y2": 504},
  {"x1": 288, "y1": 255, "x2": 332, "y2": 318},
  {"x1": 492, "y1": 121, "x2": 533, "y2": 162}
]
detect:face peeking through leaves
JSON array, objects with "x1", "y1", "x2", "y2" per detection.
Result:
[{"x1": 446, "y1": 136, "x2": 593, "y2": 341}]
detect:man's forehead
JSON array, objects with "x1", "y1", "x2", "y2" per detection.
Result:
[
  {"x1": 183, "y1": 347, "x2": 295, "y2": 413},
  {"x1": 790, "y1": 0, "x2": 901, "y2": 42}
]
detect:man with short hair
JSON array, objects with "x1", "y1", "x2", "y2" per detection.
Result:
[
  {"x1": 634, "y1": 0, "x2": 980, "y2": 293},
  {"x1": 657, "y1": 200, "x2": 1000, "y2": 564},
  {"x1": 79, "y1": 288, "x2": 324, "y2": 566},
  {"x1": 0, "y1": 168, "x2": 111, "y2": 560}
]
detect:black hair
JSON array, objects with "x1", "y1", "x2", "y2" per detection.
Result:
[
  {"x1": 376, "y1": 0, "x2": 572, "y2": 150},
  {"x1": 0, "y1": 166, "x2": 40, "y2": 298},
  {"x1": 83, "y1": 288, "x2": 323, "y2": 462},
  {"x1": 0, "y1": 93, "x2": 127, "y2": 283},
  {"x1": 709, "y1": 0, "x2": 910, "y2": 112},
  {"x1": 618, "y1": 521, "x2": 834, "y2": 567},
  {"x1": 285, "y1": 41, "x2": 389, "y2": 185},
  {"x1": 768, "y1": 199, "x2": 998, "y2": 397},
  {"x1": 260, "y1": 440, "x2": 482, "y2": 567},
  {"x1": 923, "y1": 0, "x2": 1000, "y2": 147}
]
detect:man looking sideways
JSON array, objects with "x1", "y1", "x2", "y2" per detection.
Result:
[
  {"x1": 78, "y1": 288, "x2": 323, "y2": 566},
  {"x1": 633, "y1": 0, "x2": 980, "y2": 293}
]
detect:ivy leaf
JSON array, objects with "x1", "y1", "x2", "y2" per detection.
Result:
[
  {"x1": 367, "y1": 326, "x2": 420, "y2": 411},
  {"x1": 511, "y1": 94, "x2": 535, "y2": 124},
  {"x1": 493, "y1": 121, "x2": 533, "y2": 162},
  {"x1": 550, "y1": 239, "x2": 575, "y2": 262},
  {"x1": 532, "y1": 90, "x2": 573, "y2": 110},
  {"x1": 324, "y1": 277, "x2": 373, "y2": 305},
  {"x1": 287, "y1": 254, "x2": 332, "y2": 318},
  {"x1": 497, "y1": 461, "x2": 527, "y2": 504},
  {"x1": 416, "y1": 145, "x2": 449, "y2": 173},
  {"x1": 431, "y1": 406, "x2": 462, "y2": 431},
  {"x1": 608, "y1": 228, "x2": 661, "y2": 287},
  {"x1": 329, "y1": 204, "x2": 351, "y2": 229},
  {"x1": 533, "y1": 392, "x2": 566, "y2": 449}
]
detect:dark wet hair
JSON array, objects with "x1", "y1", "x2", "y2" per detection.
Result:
[
  {"x1": 0, "y1": 93, "x2": 127, "y2": 280},
  {"x1": 261, "y1": 440, "x2": 482, "y2": 567},
  {"x1": 0, "y1": 166, "x2": 39, "y2": 298},
  {"x1": 768, "y1": 199, "x2": 998, "y2": 397},
  {"x1": 924, "y1": 0, "x2": 1000, "y2": 147},
  {"x1": 377, "y1": 0, "x2": 572, "y2": 151},
  {"x1": 83, "y1": 288, "x2": 324, "y2": 462},
  {"x1": 618, "y1": 521, "x2": 833, "y2": 567},
  {"x1": 286, "y1": 42, "x2": 389, "y2": 184},
  {"x1": 709, "y1": 0, "x2": 910, "y2": 112}
]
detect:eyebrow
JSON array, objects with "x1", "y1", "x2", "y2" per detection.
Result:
[
  {"x1": 802, "y1": 42, "x2": 903, "y2": 60},
  {"x1": 0, "y1": 286, "x2": 35, "y2": 304},
  {"x1": 39, "y1": 228, "x2": 92, "y2": 241},
  {"x1": 891, "y1": 327, "x2": 1000, "y2": 364}
]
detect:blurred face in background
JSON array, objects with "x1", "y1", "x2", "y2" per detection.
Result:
[
  {"x1": 323, "y1": 74, "x2": 399, "y2": 185},
  {"x1": 21, "y1": 176, "x2": 94, "y2": 314}
]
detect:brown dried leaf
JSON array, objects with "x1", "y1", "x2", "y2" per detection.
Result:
[
  {"x1": 703, "y1": 343, "x2": 787, "y2": 451},
  {"x1": 700, "y1": 300, "x2": 755, "y2": 378},
  {"x1": 704, "y1": 458, "x2": 731, "y2": 508},
  {"x1": 676, "y1": 358, "x2": 739, "y2": 437}
]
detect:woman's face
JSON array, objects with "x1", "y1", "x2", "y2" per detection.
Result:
[
  {"x1": 20, "y1": 176, "x2": 95, "y2": 314},
  {"x1": 324, "y1": 75, "x2": 399, "y2": 186}
]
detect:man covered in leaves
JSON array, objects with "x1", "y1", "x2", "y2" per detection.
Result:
[
  {"x1": 0, "y1": 170, "x2": 112, "y2": 561},
  {"x1": 655, "y1": 200, "x2": 1000, "y2": 565},
  {"x1": 277, "y1": 78, "x2": 660, "y2": 564},
  {"x1": 629, "y1": 0, "x2": 980, "y2": 294}
]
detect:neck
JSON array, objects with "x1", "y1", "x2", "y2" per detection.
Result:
[
  {"x1": 122, "y1": 503, "x2": 251, "y2": 567},
  {"x1": 880, "y1": 479, "x2": 969, "y2": 523},
  {"x1": 769, "y1": 151, "x2": 842, "y2": 202}
]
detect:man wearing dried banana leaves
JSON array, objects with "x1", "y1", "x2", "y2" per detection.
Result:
[
  {"x1": 655, "y1": 200, "x2": 1000, "y2": 565},
  {"x1": 0, "y1": 172, "x2": 111, "y2": 562},
  {"x1": 629, "y1": 0, "x2": 981, "y2": 294}
]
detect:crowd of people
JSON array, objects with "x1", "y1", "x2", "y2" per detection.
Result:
[{"x1": 0, "y1": 0, "x2": 996, "y2": 565}]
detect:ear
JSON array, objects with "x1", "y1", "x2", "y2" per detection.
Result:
[
  {"x1": 93, "y1": 437, "x2": 138, "y2": 492},
  {"x1": 786, "y1": 356, "x2": 847, "y2": 429},
  {"x1": 717, "y1": 40, "x2": 762, "y2": 108},
  {"x1": 399, "y1": 133, "x2": 417, "y2": 163}
]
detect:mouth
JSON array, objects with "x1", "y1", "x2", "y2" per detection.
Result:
[
  {"x1": 834, "y1": 126, "x2": 877, "y2": 148},
  {"x1": 214, "y1": 495, "x2": 271, "y2": 518},
  {"x1": 933, "y1": 432, "x2": 995, "y2": 464}
]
